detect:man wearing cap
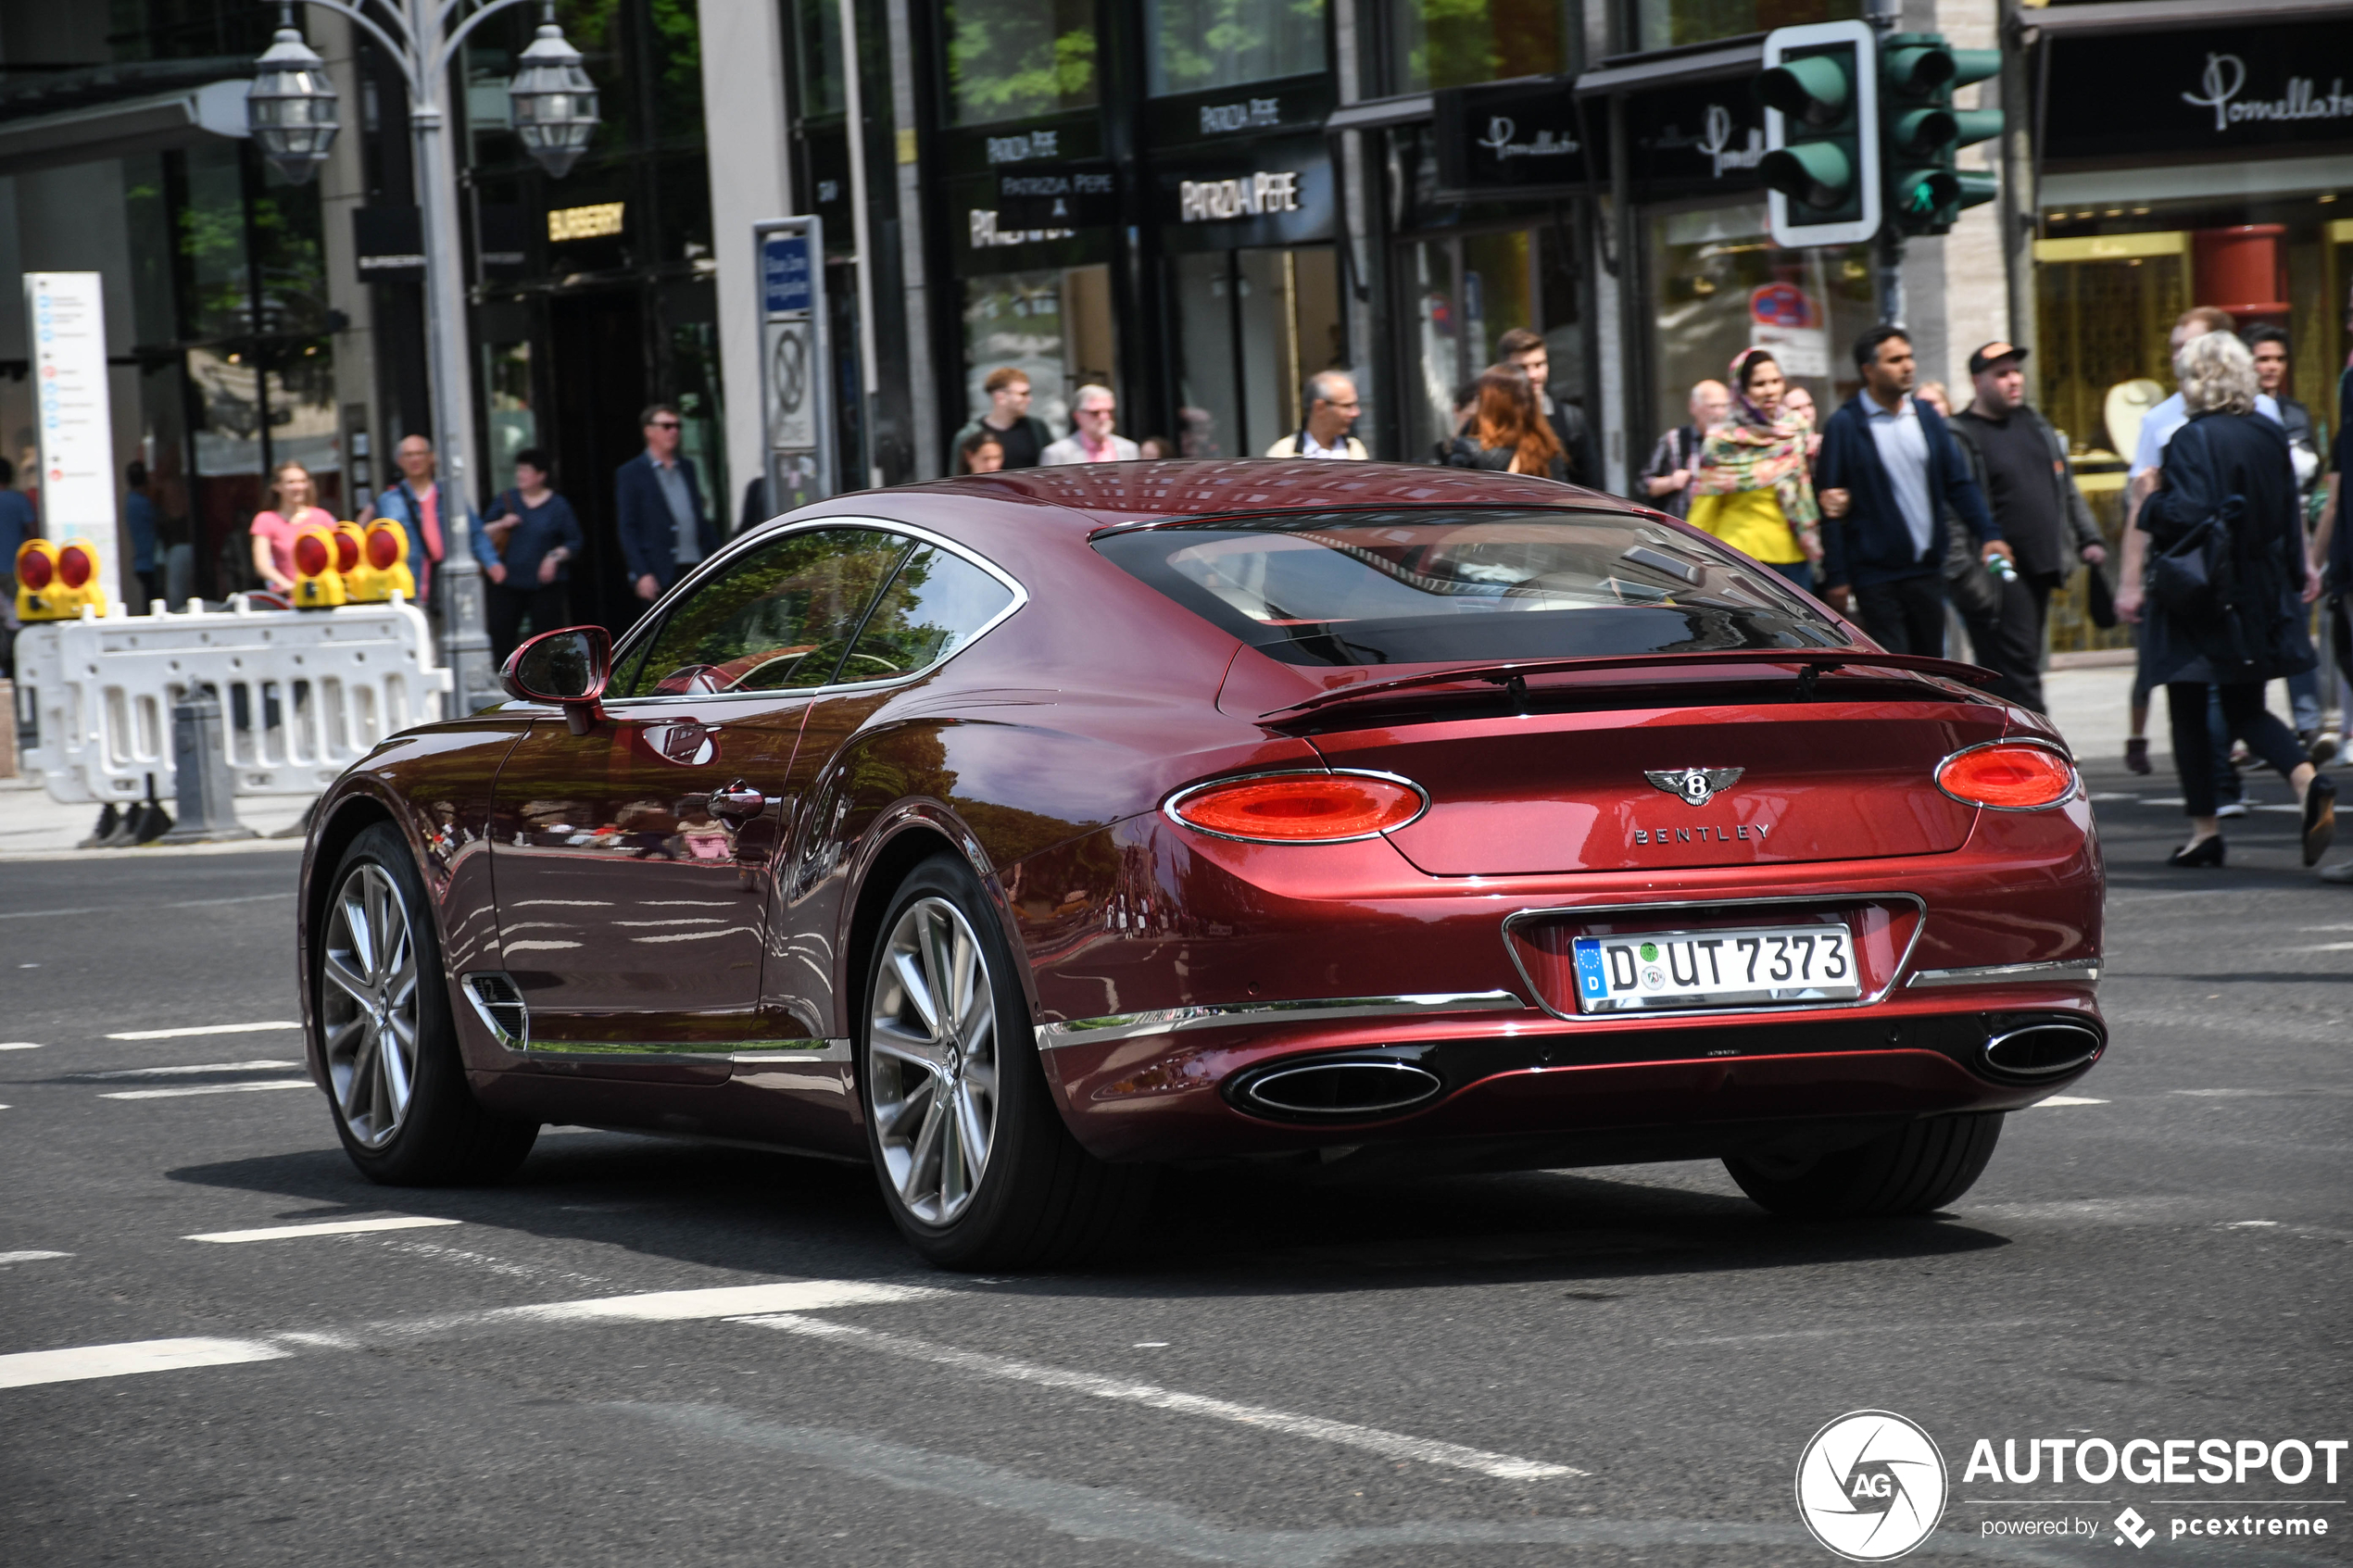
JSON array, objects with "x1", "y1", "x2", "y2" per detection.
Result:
[{"x1": 1948, "y1": 341, "x2": 2107, "y2": 713}]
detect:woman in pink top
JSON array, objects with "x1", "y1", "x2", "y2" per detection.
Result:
[{"x1": 249, "y1": 461, "x2": 333, "y2": 593}]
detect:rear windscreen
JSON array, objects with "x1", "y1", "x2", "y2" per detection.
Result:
[{"x1": 1094, "y1": 509, "x2": 1853, "y2": 666}]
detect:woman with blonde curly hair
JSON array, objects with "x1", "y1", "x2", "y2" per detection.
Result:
[{"x1": 2126, "y1": 329, "x2": 2334, "y2": 868}]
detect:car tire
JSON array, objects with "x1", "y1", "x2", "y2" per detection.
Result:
[
  {"x1": 317, "y1": 822, "x2": 538, "y2": 1185},
  {"x1": 1723, "y1": 1112, "x2": 2004, "y2": 1218},
  {"x1": 859, "y1": 852, "x2": 1153, "y2": 1269}
]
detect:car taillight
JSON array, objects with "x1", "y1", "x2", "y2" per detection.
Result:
[
  {"x1": 18, "y1": 548, "x2": 53, "y2": 590},
  {"x1": 294, "y1": 533, "x2": 331, "y2": 577},
  {"x1": 1166, "y1": 771, "x2": 1427, "y2": 843},
  {"x1": 1936, "y1": 743, "x2": 2076, "y2": 809},
  {"x1": 57, "y1": 545, "x2": 92, "y2": 588},
  {"x1": 333, "y1": 531, "x2": 360, "y2": 572}
]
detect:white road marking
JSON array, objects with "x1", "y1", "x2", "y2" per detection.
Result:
[
  {"x1": 0, "y1": 1250, "x2": 71, "y2": 1264},
  {"x1": 0, "y1": 1042, "x2": 42, "y2": 1051},
  {"x1": 104, "y1": 1021, "x2": 300, "y2": 1041},
  {"x1": 80, "y1": 1060, "x2": 300, "y2": 1081},
  {"x1": 0, "y1": 1337, "x2": 289, "y2": 1389},
  {"x1": 2032, "y1": 1097, "x2": 2108, "y2": 1108},
  {"x1": 101, "y1": 1079, "x2": 313, "y2": 1100},
  {"x1": 2292, "y1": 942, "x2": 2353, "y2": 953},
  {"x1": 510, "y1": 1281, "x2": 925, "y2": 1324},
  {"x1": 735, "y1": 1314, "x2": 1581, "y2": 1482},
  {"x1": 1657, "y1": 1318, "x2": 2054, "y2": 1347},
  {"x1": 2226, "y1": 1220, "x2": 2281, "y2": 1228},
  {"x1": 2172, "y1": 1087, "x2": 2353, "y2": 1098},
  {"x1": 0, "y1": 892, "x2": 291, "y2": 922},
  {"x1": 187, "y1": 1216, "x2": 461, "y2": 1244}
]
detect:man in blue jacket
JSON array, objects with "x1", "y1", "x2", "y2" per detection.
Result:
[
  {"x1": 1818, "y1": 325, "x2": 2009, "y2": 656},
  {"x1": 615, "y1": 402, "x2": 716, "y2": 609}
]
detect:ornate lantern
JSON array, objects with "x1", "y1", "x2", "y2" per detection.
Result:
[
  {"x1": 507, "y1": 19, "x2": 599, "y2": 179},
  {"x1": 246, "y1": 16, "x2": 340, "y2": 183}
]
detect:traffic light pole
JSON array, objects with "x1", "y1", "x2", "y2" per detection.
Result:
[{"x1": 1865, "y1": 0, "x2": 1906, "y2": 327}]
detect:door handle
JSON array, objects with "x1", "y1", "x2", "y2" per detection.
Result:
[{"x1": 709, "y1": 782, "x2": 772, "y2": 820}]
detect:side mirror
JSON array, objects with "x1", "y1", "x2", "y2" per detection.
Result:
[{"x1": 502, "y1": 624, "x2": 612, "y2": 734}]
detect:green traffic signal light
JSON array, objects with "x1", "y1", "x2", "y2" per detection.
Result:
[
  {"x1": 1756, "y1": 55, "x2": 1852, "y2": 127},
  {"x1": 1763, "y1": 143, "x2": 1856, "y2": 210},
  {"x1": 1878, "y1": 31, "x2": 2003, "y2": 237}
]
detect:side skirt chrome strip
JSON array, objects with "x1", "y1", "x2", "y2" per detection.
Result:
[
  {"x1": 1033, "y1": 991, "x2": 1527, "y2": 1051},
  {"x1": 520, "y1": 1038, "x2": 852, "y2": 1065},
  {"x1": 1907, "y1": 960, "x2": 2100, "y2": 988}
]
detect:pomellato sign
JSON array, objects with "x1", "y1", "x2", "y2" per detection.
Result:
[{"x1": 2045, "y1": 18, "x2": 2353, "y2": 161}]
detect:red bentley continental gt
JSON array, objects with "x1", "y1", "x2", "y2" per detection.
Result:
[{"x1": 296, "y1": 461, "x2": 2103, "y2": 1266}]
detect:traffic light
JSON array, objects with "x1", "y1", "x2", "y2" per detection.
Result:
[
  {"x1": 1880, "y1": 33, "x2": 2002, "y2": 237},
  {"x1": 1758, "y1": 19, "x2": 1880, "y2": 250}
]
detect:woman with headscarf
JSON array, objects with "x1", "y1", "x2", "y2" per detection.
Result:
[
  {"x1": 1440, "y1": 366, "x2": 1567, "y2": 480},
  {"x1": 1686, "y1": 348, "x2": 1821, "y2": 590}
]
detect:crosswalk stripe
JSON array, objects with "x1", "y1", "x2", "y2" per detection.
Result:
[
  {"x1": 0, "y1": 1338, "x2": 289, "y2": 1390},
  {"x1": 187, "y1": 1217, "x2": 461, "y2": 1244}
]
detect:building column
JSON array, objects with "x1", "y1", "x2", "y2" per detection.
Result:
[
  {"x1": 884, "y1": 0, "x2": 938, "y2": 481},
  {"x1": 310, "y1": 5, "x2": 378, "y2": 519},
  {"x1": 698, "y1": 0, "x2": 794, "y2": 521}
]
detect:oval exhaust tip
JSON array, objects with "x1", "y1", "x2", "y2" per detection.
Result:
[
  {"x1": 1983, "y1": 1022, "x2": 2102, "y2": 1079},
  {"x1": 1239, "y1": 1060, "x2": 1444, "y2": 1119}
]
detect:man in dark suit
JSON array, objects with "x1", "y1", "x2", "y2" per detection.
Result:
[
  {"x1": 1818, "y1": 326, "x2": 2008, "y2": 655},
  {"x1": 615, "y1": 402, "x2": 717, "y2": 608}
]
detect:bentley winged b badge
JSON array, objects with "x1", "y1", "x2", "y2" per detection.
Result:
[{"x1": 1644, "y1": 766, "x2": 1744, "y2": 808}]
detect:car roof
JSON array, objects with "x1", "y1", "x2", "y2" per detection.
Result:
[{"x1": 890, "y1": 458, "x2": 1637, "y2": 533}]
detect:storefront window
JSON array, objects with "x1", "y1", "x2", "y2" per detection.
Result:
[
  {"x1": 1147, "y1": 0, "x2": 1327, "y2": 97},
  {"x1": 945, "y1": 0, "x2": 1097, "y2": 126},
  {"x1": 960, "y1": 267, "x2": 1116, "y2": 442},
  {"x1": 1170, "y1": 247, "x2": 1341, "y2": 458},
  {"x1": 1643, "y1": 201, "x2": 1873, "y2": 441},
  {"x1": 483, "y1": 342, "x2": 537, "y2": 477},
  {"x1": 1395, "y1": 221, "x2": 1583, "y2": 463},
  {"x1": 1387, "y1": 0, "x2": 1567, "y2": 94},
  {"x1": 793, "y1": 0, "x2": 846, "y2": 119},
  {"x1": 1631, "y1": 0, "x2": 1858, "y2": 56}
]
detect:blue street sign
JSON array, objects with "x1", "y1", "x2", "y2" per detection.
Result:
[{"x1": 762, "y1": 233, "x2": 812, "y2": 315}]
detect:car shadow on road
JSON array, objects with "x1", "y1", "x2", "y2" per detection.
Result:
[{"x1": 166, "y1": 1135, "x2": 2008, "y2": 1302}]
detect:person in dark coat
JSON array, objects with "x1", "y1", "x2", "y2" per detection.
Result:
[
  {"x1": 1439, "y1": 366, "x2": 1568, "y2": 481},
  {"x1": 477, "y1": 447, "x2": 585, "y2": 665},
  {"x1": 2117, "y1": 330, "x2": 2333, "y2": 869},
  {"x1": 615, "y1": 402, "x2": 717, "y2": 609}
]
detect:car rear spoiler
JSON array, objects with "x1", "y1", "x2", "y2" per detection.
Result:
[{"x1": 1258, "y1": 649, "x2": 2000, "y2": 721}]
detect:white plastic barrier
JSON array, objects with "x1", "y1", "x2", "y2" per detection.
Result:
[{"x1": 16, "y1": 596, "x2": 453, "y2": 804}]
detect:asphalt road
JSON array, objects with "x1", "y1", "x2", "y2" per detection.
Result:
[{"x1": 2, "y1": 759, "x2": 2347, "y2": 1567}]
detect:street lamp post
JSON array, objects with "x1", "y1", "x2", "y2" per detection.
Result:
[{"x1": 248, "y1": 0, "x2": 598, "y2": 716}]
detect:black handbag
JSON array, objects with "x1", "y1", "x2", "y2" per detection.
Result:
[
  {"x1": 2082, "y1": 558, "x2": 2118, "y2": 629},
  {"x1": 2147, "y1": 497, "x2": 2241, "y2": 618}
]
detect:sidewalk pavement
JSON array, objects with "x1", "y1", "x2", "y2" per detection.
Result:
[{"x1": 0, "y1": 774, "x2": 308, "y2": 861}]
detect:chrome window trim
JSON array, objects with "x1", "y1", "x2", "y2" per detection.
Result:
[
  {"x1": 602, "y1": 516, "x2": 1028, "y2": 708},
  {"x1": 1032, "y1": 990, "x2": 1527, "y2": 1050},
  {"x1": 1500, "y1": 893, "x2": 1929, "y2": 1023},
  {"x1": 1161, "y1": 767, "x2": 1431, "y2": 845},
  {"x1": 520, "y1": 1037, "x2": 849, "y2": 1064},
  {"x1": 1932, "y1": 736, "x2": 2082, "y2": 812},
  {"x1": 1907, "y1": 959, "x2": 2101, "y2": 988}
]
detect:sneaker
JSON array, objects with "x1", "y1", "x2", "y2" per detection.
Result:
[
  {"x1": 2312, "y1": 730, "x2": 2342, "y2": 765},
  {"x1": 2215, "y1": 798, "x2": 2250, "y2": 819},
  {"x1": 2125, "y1": 737, "x2": 2151, "y2": 775},
  {"x1": 2322, "y1": 860, "x2": 2353, "y2": 884}
]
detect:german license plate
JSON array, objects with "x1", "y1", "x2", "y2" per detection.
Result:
[{"x1": 1569, "y1": 925, "x2": 1859, "y2": 1012}]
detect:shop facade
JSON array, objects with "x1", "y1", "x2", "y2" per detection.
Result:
[{"x1": 2021, "y1": 2, "x2": 2353, "y2": 652}]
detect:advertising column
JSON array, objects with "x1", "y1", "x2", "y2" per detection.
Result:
[{"x1": 24, "y1": 273, "x2": 118, "y2": 550}]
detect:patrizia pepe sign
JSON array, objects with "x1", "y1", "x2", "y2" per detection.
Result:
[{"x1": 2045, "y1": 18, "x2": 2353, "y2": 160}]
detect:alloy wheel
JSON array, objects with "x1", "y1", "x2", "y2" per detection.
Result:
[
  {"x1": 868, "y1": 896, "x2": 1000, "y2": 1224},
  {"x1": 320, "y1": 861, "x2": 421, "y2": 1148}
]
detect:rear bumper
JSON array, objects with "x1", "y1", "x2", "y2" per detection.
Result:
[{"x1": 1039, "y1": 986, "x2": 2103, "y2": 1163}]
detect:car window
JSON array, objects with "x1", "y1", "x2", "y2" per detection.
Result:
[
  {"x1": 618, "y1": 526, "x2": 913, "y2": 698},
  {"x1": 1094, "y1": 508, "x2": 1850, "y2": 666},
  {"x1": 835, "y1": 546, "x2": 1017, "y2": 684}
]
